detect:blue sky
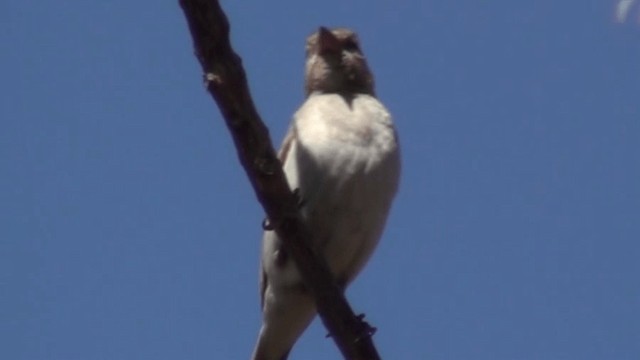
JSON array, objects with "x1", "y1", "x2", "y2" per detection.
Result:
[{"x1": 2, "y1": 1, "x2": 639, "y2": 359}]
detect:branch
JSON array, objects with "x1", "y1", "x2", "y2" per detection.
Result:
[{"x1": 178, "y1": 0, "x2": 381, "y2": 359}]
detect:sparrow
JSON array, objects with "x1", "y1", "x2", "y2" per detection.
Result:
[{"x1": 251, "y1": 27, "x2": 401, "y2": 360}]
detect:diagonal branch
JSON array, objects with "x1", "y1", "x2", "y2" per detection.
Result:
[{"x1": 178, "y1": 0, "x2": 381, "y2": 359}]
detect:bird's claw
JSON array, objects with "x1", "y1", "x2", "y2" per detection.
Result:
[
  {"x1": 262, "y1": 217, "x2": 276, "y2": 231},
  {"x1": 292, "y1": 188, "x2": 306, "y2": 208},
  {"x1": 263, "y1": 188, "x2": 306, "y2": 231}
]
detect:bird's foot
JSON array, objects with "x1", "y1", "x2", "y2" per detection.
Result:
[
  {"x1": 261, "y1": 217, "x2": 277, "y2": 231},
  {"x1": 262, "y1": 188, "x2": 305, "y2": 231},
  {"x1": 292, "y1": 188, "x2": 306, "y2": 208}
]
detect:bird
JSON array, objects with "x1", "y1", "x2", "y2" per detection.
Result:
[{"x1": 251, "y1": 26, "x2": 401, "y2": 360}]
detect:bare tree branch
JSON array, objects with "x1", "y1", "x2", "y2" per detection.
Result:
[{"x1": 178, "y1": 0, "x2": 381, "y2": 359}]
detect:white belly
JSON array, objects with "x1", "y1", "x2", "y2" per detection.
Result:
[{"x1": 278, "y1": 93, "x2": 401, "y2": 285}]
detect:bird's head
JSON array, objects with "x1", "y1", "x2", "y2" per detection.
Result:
[{"x1": 304, "y1": 27, "x2": 375, "y2": 97}]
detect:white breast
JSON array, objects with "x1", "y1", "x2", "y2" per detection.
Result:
[{"x1": 282, "y1": 93, "x2": 400, "y2": 284}]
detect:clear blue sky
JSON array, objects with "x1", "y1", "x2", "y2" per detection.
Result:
[{"x1": 2, "y1": 1, "x2": 639, "y2": 359}]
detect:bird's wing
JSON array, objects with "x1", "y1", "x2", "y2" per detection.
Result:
[
  {"x1": 277, "y1": 124, "x2": 297, "y2": 163},
  {"x1": 259, "y1": 123, "x2": 298, "y2": 308}
]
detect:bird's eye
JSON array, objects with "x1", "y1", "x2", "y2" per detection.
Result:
[{"x1": 342, "y1": 39, "x2": 360, "y2": 52}]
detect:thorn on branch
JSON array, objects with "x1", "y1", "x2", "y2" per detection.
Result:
[{"x1": 355, "y1": 313, "x2": 377, "y2": 342}]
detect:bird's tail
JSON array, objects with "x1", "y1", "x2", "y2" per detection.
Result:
[
  {"x1": 251, "y1": 325, "x2": 292, "y2": 360},
  {"x1": 251, "y1": 291, "x2": 316, "y2": 360}
]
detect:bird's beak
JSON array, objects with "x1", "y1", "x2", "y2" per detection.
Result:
[{"x1": 318, "y1": 26, "x2": 341, "y2": 54}]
